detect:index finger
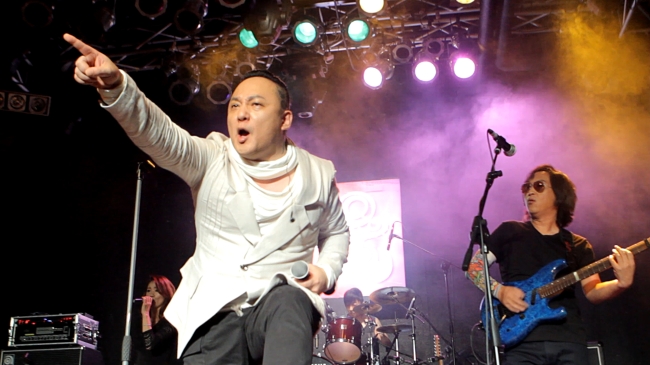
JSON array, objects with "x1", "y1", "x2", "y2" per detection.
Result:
[{"x1": 63, "y1": 33, "x2": 97, "y2": 56}]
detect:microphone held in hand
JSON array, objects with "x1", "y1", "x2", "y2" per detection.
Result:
[
  {"x1": 290, "y1": 260, "x2": 310, "y2": 280},
  {"x1": 133, "y1": 298, "x2": 143, "y2": 303},
  {"x1": 487, "y1": 129, "x2": 516, "y2": 157}
]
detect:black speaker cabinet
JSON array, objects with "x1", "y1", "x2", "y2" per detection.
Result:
[{"x1": 1, "y1": 346, "x2": 104, "y2": 365}]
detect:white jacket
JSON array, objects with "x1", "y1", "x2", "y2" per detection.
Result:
[{"x1": 103, "y1": 73, "x2": 350, "y2": 356}]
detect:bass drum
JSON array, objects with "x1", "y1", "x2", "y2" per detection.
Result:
[
  {"x1": 311, "y1": 353, "x2": 369, "y2": 365},
  {"x1": 311, "y1": 354, "x2": 334, "y2": 365},
  {"x1": 324, "y1": 317, "x2": 362, "y2": 364}
]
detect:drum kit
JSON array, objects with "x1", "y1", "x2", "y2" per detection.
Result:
[{"x1": 313, "y1": 286, "x2": 445, "y2": 365}]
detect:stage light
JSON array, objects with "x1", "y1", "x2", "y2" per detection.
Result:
[
  {"x1": 391, "y1": 43, "x2": 413, "y2": 64},
  {"x1": 242, "y1": 0, "x2": 285, "y2": 46},
  {"x1": 235, "y1": 52, "x2": 257, "y2": 76},
  {"x1": 219, "y1": 0, "x2": 245, "y2": 9},
  {"x1": 422, "y1": 38, "x2": 445, "y2": 58},
  {"x1": 412, "y1": 51, "x2": 438, "y2": 83},
  {"x1": 136, "y1": 0, "x2": 167, "y2": 19},
  {"x1": 169, "y1": 65, "x2": 200, "y2": 105},
  {"x1": 239, "y1": 28, "x2": 259, "y2": 48},
  {"x1": 21, "y1": 0, "x2": 53, "y2": 28},
  {"x1": 363, "y1": 67, "x2": 383, "y2": 89},
  {"x1": 292, "y1": 17, "x2": 321, "y2": 47},
  {"x1": 344, "y1": 18, "x2": 371, "y2": 43},
  {"x1": 174, "y1": 0, "x2": 208, "y2": 35},
  {"x1": 362, "y1": 57, "x2": 394, "y2": 90},
  {"x1": 358, "y1": 0, "x2": 386, "y2": 15},
  {"x1": 450, "y1": 53, "x2": 476, "y2": 79},
  {"x1": 456, "y1": 0, "x2": 475, "y2": 4},
  {"x1": 207, "y1": 80, "x2": 232, "y2": 105}
]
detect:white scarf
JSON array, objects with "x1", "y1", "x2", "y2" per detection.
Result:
[
  {"x1": 227, "y1": 139, "x2": 298, "y2": 180},
  {"x1": 226, "y1": 139, "x2": 301, "y2": 228}
]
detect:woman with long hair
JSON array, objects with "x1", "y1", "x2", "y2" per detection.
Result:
[{"x1": 135, "y1": 275, "x2": 181, "y2": 365}]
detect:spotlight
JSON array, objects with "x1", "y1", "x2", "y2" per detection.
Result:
[
  {"x1": 422, "y1": 38, "x2": 445, "y2": 58},
  {"x1": 450, "y1": 53, "x2": 476, "y2": 79},
  {"x1": 292, "y1": 17, "x2": 321, "y2": 47},
  {"x1": 219, "y1": 0, "x2": 245, "y2": 8},
  {"x1": 449, "y1": 34, "x2": 478, "y2": 79},
  {"x1": 362, "y1": 46, "x2": 394, "y2": 90},
  {"x1": 21, "y1": 0, "x2": 53, "y2": 28},
  {"x1": 175, "y1": 0, "x2": 208, "y2": 35},
  {"x1": 391, "y1": 43, "x2": 413, "y2": 64},
  {"x1": 235, "y1": 52, "x2": 257, "y2": 76},
  {"x1": 455, "y1": 0, "x2": 475, "y2": 4},
  {"x1": 344, "y1": 18, "x2": 371, "y2": 43},
  {"x1": 169, "y1": 65, "x2": 200, "y2": 105},
  {"x1": 412, "y1": 50, "x2": 438, "y2": 83},
  {"x1": 358, "y1": 0, "x2": 386, "y2": 15},
  {"x1": 239, "y1": 29, "x2": 259, "y2": 48},
  {"x1": 242, "y1": 0, "x2": 286, "y2": 46},
  {"x1": 136, "y1": 0, "x2": 167, "y2": 19},
  {"x1": 0, "y1": 91, "x2": 4, "y2": 109},
  {"x1": 206, "y1": 80, "x2": 232, "y2": 105}
]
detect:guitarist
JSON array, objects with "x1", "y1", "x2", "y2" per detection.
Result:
[{"x1": 466, "y1": 164, "x2": 636, "y2": 364}]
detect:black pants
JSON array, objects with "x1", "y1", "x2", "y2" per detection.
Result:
[
  {"x1": 181, "y1": 285, "x2": 320, "y2": 365},
  {"x1": 503, "y1": 341, "x2": 590, "y2": 365}
]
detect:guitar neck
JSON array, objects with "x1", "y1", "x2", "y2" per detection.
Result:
[{"x1": 538, "y1": 238, "x2": 650, "y2": 298}]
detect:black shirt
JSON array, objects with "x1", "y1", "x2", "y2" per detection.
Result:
[{"x1": 486, "y1": 221, "x2": 596, "y2": 344}]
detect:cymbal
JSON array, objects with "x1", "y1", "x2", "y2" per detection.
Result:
[
  {"x1": 369, "y1": 286, "x2": 415, "y2": 305},
  {"x1": 376, "y1": 324, "x2": 412, "y2": 334},
  {"x1": 351, "y1": 302, "x2": 382, "y2": 315}
]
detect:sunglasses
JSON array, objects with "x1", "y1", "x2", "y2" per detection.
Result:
[{"x1": 521, "y1": 180, "x2": 547, "y2": 194}]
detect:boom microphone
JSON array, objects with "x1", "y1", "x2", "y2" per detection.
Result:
[
  {"x1": 487, "y1": 129, "x2": 516, "y2": 157},
  {"x1": 387, "y1": 222, "x2": 396, "y2": 251},
  {"x1": 405, "y1": 296, "x2": 416, "y2": 319}
]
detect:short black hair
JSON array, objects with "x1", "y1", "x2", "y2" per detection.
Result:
[
  {"x1": 238, "y1": 70, "x2": 291, "y2": 111},
  {"x1": 343, "y1": 288, "x2": 364, "y2": 307}
]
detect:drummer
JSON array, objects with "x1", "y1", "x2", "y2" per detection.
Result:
[{"x1": 343, "y1": 288, "x2": 392, "y2": 348}]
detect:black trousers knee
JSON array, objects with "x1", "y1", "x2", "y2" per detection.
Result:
[{"x1": 182, "y1": 285, "x2": 320, "y2": 365}]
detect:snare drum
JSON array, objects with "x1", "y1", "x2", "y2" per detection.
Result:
[{"x1": 324, "y1": 317, "x2": 362, "y2": 364}]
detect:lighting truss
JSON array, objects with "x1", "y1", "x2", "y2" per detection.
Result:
[{"x1": 57, "y1": 0, "x2": 598, "y2": 74}]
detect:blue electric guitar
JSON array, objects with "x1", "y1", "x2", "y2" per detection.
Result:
[{"x1": 480, "y1": 238, "x2": 650, "y2": 348}]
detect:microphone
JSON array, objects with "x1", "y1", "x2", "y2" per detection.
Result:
[
  {"x1": 291, "y1": 260, "x2": 337, "y2": 295},
  {"x1": 133, "y1": 298, "x2": 143, "y2": 303},
  {"x1": 387, "y1": 222, "x2": 396, "y2": 251},
  {"x1": 405, "y1": 296, "x2": 416, "y2": 319},
  {"x1": 290, "y1": 260, "x2": 310, "y2": 280},
  {"x1": 487, "y1": 129, "x2": 516, "y2": 157}
]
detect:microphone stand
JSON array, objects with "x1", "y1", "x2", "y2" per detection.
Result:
[
  {"x1": 121, "y1": 161, "x2": 153, "y2": 365},
  {"x1": 460, "y1": 147, "x2": 504, "y2": 365},
  {"x1": 390, "y1": 235, "x2": 460, "y2": 363},
  {"x1": 440, "y1": 260, "x2": 456, "y2": 365}
]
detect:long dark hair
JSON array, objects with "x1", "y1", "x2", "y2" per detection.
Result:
[
  {"x1": 524, "y1": 164, "x2": 577, "y2": 228},
  {"x1": 147, "y1": 275, "x2": 176, "y2": 322}
]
